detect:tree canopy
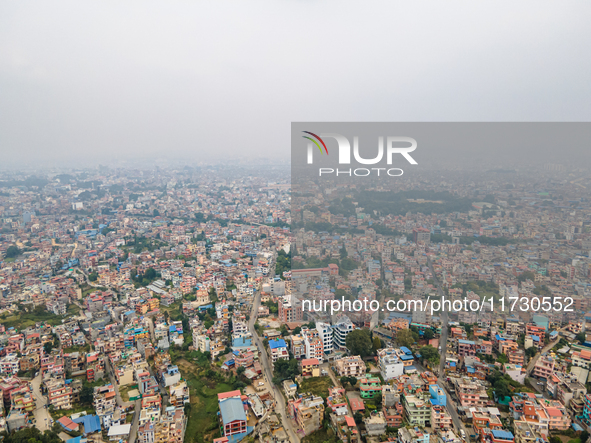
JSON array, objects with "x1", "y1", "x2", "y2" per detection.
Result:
[
  {"x1": 419, "y1": 345, "x2": 439, "y2": 366},
  {"x1": 273, "y1": 358, "x2": 300, "y2": 384},
  {"x1": 345, "y1": 329, "x2": 373, "y2": 358},
  {"x1": 5, "y1": 245, "x2": 20, "y2": 258},
  {"x1": 396, "y1": 328, "x2": 416, "y2": 348},
  {"x1": 1, "y1": 427, "x2": 62, "y2": 443}
]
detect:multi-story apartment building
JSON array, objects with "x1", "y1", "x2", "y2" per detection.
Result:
[
  {"x1": 316, "y1": 322, "x2": 333, "y2": 355},
  {"x1": 526, "y1": 324, "x2": 545, "y2": 341},
  {"x1": 169, "y1": 381, "x2": 190, "y2": 407},
  {"x1": 431, "y1": 404, "x2": 452, "y2": 429},
  {"x1": 514, "y1": 421, "x2": 546, "y2": 443},
  {"x1": 456, "y1": 380, "x2": 492, "y2": 408},
  {"x1": 269, "y1": 339, "x2": 289, "y2": 364},
  {"x1": 139, "y1": 394, "x2": 162, "y2": 424},
  {"x1": 533, "y1": 356, "x2": 555, "y2": 379},
  {"x1": 10, "y1": 385, "x2": 35, "y2": 413},
  {"x1": 402, "y1": 393, "x2": 431, "y2": 426},
  {"x1": 364, "y1": 411, "x2": 387, "y2": 436},
  {"x1": 505, "y1": 318, "x2": 525, "y2": 335},
  {"x1": 193, "y1": 332, "x2": 210, "y2": 353},
  {"x1": 277, "y1": 294, "x2": 303, "y2": 323},
  {"x1": 383, "y1": 403, "x2": 403, "y2": 428},
  {"x1": 359, "y1": 377, "x2": 381, "y2": 399},
  {"x1": 398, "y1": 427, "x2": 430, "y2": 443},
  {"x1": 218, "y1": 391, "x2": 247, "y2": 438},
  {"x1": 571, "y1": 349, "x2": 591, "y2": 370},
  {"x1": 510, "y1": 394, "x2": 570, "y2": 435},
  {"x1": 0, "y1": 354, "x2": 20, "y2": 375},
  {"x1": 288, "y1": 395, "x2": 324, "y2": 436},
  {"x1": 334, "y1": 355, "x2": 366, "y2": 378},
  {"x1": 94, "y1": 384, "x2": 117, "y2": 426},
  {"x1": 304, "y1": 335, "x2": 324, "y2": 363},
  {"x1": 290, "y1": 335, "x2": 306, "y2": 360},
  {"x1": 46, "y1": 378, "x2": 73, "y2": 410},
  {"x1": 377, "y1": 348, "x2": 404, "y2": 381},
  {"x1": 332, "y1": 318, "x2": 354, "y2": 350}
]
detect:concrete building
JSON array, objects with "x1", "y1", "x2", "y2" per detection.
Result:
[
  {"x1": 334, "y1": 355, "x2": 366, "y2": 378},
  {"x1": 378, "y1": 348, "x2": 404, "y2": 381},
  {"x1": 332, "y1": 318, "x2": 354, "y2": 350},
  {"x1": 316, "y1": 322, "x2": 334, "y2": 355}
]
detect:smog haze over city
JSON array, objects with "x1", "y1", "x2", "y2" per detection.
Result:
[
  {"x1": 2, "y1": 1, "x2": 591, "y2": 169},
  {"x1": 2, "y1": 3, "x2": 591, "y2": 443}
]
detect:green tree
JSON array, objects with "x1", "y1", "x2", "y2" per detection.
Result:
[
  {"x1": 396, "y1": 328, "x2": 415, "y2": 348},
  {"x1": 517, "y1": 271, "x2": 536, "y2": 283},
  {"x1": 525, "y1": 347, "x2": 537, "y2": 358},
  {"x1": 340, "y1": 245, "x2": 348, "y2": 259},
  {"x1": 373, "y1": 392, "x2": 383, "y2": 407},
  {"x1": 372, "y1": 336, "x2": 382, "y2": 353},
  {"x1": 423, "y1": 329, "x2": 435, "y2": 340},
  {"x1": 494, "y1": 378, "x2": 511, "y2": 399},
  {"x1": 5, "y1": 245, "x2": 21, "y2": 258},
  {"x1": 80, "y1": 385, "x2": 94, "y2": 404},
  {"x1": 419, "y1": 345, "x2": 440, "y2": 367},
  {"x1": 0, "y1": 426, "x2": 63, "y2": 443},
  {"x1": 273, "y1": 358, "x2": 300, "y2": 384},
  {"x1": 209, "y1": 286, "x2": 218, "y2": 303},
  {"x1": 346, "y1": 329, "x2": 373, "y2": 358}
]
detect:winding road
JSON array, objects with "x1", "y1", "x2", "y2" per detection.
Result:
[{"x1": 248, "y1": 290, "x2": 300, "y2": 442}]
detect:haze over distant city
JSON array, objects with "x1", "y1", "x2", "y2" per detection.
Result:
[{"x1": 1, "y1": 1, "x2": 591, "y2": 168}]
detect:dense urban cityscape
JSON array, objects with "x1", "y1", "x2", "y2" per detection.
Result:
[{"x1": 0, "y1": 164, "x2": 590, "y2": 443}]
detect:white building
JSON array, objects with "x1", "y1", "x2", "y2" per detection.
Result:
[
  {"x1": 316, "y1": 322, "x2": 334, "y2": 355},
  {"x1": 377, "y1": 348, "x2": 404, "y2": 380},
  {"x1": 193, "y1": 332, "x2": 210, "y2": 353},
  {"x1": 304, "y1": 335, "x2": 324, "y2": 363},
  {"x1": 333, "y1": 317, "x2": 354, "y2": 350},
  {"x1": 0, "y1": 353, "x2": 20, "y2": 375}
]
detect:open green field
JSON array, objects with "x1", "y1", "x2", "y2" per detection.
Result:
[
  {"x1": 298, "y1": 376, "x2": 334, "y2": 399},
  {"x1": 176, "y1": 359, "x2": 233, "y2": 443},
  {"x1": 0, "y1": 309, "x2": 64, "y2": 330},
  {"x1": 67, "y1": 304, "x2": 81, "y2": 316},
  {"x1": 302, "y1": 428, "x2": 341, "y2": 443}
]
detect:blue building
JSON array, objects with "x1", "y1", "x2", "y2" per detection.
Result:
[{"x1": 429, "y1": 384, "x2": 447, "y2": 406}]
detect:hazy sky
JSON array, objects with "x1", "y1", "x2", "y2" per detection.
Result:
[{"x1": 1, "y1": 1, "x2": 590, "y2": 168}]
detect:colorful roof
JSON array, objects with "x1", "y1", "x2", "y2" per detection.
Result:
[{"x1": 219, "y1": 397, "x2": 247, "y2": 425}]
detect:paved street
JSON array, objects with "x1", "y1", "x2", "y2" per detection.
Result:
[
  {"x1": 525, "y1": 334, "x2": 562, "y2": 376},
  {"x1": 128, "y1": 400, "x2": 141, "y2": 443},
  {"x1": 437, "y1": 376, "x2": 471, "y2": 442},
  {"x1": 105, "y1": 358, "x2": 134, "y2": 408},
  {"x1": 248, "y1": 290, "x2": 300, "y2": 442},
  {"x1": 30, "y1": 374, "x2": 52, "y2": 431},
  {"x1": 427, "y1": 258, "x2": 448, "y2": 376},
  {"x1": 427, "y1": 258, "x2": 471, "y2": 443}
]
